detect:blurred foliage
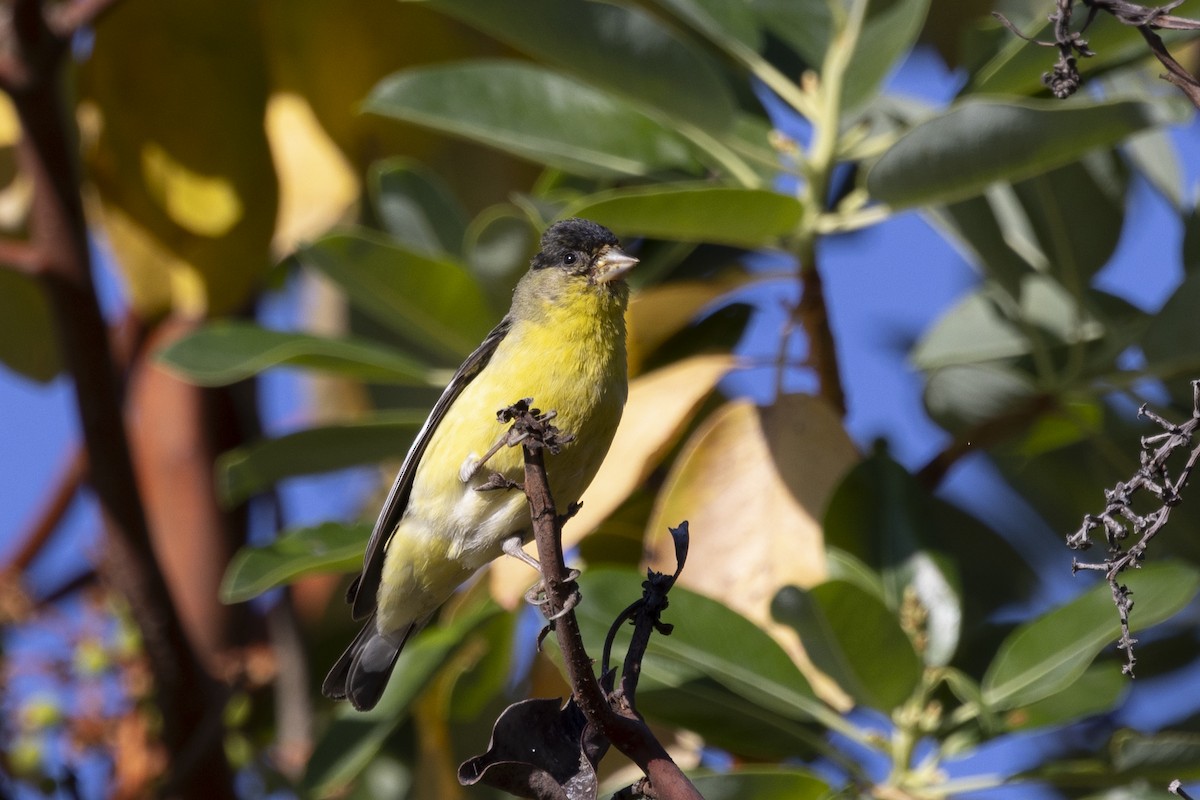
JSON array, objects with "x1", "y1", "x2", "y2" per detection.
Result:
[{"x1": 6, "y1": 0, "x2": 1200, "y2": 797}]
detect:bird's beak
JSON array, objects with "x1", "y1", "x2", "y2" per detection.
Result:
[{"x1": 593, "y1": 245, "x2": 638, "y2": 284}]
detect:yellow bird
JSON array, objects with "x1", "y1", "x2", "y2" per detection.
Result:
[{"x1": 323, "y1": 218, "x2": 636, "y2": 710}]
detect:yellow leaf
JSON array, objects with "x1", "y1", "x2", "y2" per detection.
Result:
[
  {"x1": 80, "y1": 0, "x2": 276, "y2": 318},
  {"x1": 265, "y1": 92, "x2": 359, "y2": 256},
  {"x1": 644, "y1": 394, "x2": 860, "y2": 705},
  {"x1": 488, "y1": 354, "x2": 734, "y2": 608},
  {"x1": 626, "y1": 275, "x2": 750, "y2": 375}
]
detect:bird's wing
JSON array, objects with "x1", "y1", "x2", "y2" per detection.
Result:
[{"x1": 349, "y1": 315, "x2": 514, "y2": 620}]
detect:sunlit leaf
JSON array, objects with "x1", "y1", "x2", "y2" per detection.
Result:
[
  {"x1": 366, "y1": 60, "x2": 697, "y2": 178},
  {"x1": 80, "y1": 0, "x2": 276, "y2": 317},
  {"x1": 643, "y1": 396, "x2": 859, "y2": 682},
  {"x1": 565, "y1": 185, "x2": 803, "y2": 247},
  {"x1": 982, "y1": 562, "x2": 1200, "y2": 710},
  {"x1": 217, "y1": 411, "x2": 426, "y2": 506},
  {"x1": 157, "y1": 321, "x2": 435, "y2": 386},
  {"x1": 220, "y1": 522, "x2": 370, "y2": 603},
  {"x1": 869, "y1": 97, "x2": 1184, "y2": 208}
]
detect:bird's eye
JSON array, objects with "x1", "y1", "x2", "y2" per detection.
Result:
[{"x1": 563, "y1": 253, "x2": 578, "y2": 266}]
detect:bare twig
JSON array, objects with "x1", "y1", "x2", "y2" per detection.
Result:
[
  {"x1": 1068, "y1": 380, "x2": 1200, "y2": 675},
  {"x1": 497, "y1": 400, "x2": 702, "y2": 800}
]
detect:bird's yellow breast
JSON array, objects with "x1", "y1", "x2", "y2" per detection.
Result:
[{"x1": 404, "y1": 279, "x2": 628, "y2": 566}]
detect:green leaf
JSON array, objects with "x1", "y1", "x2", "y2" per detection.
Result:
[
  {"x1": 772, "y1": 581, "x2": 922, "y2": 711},
  {"x1": 868, "y1": 97, "x2": 1184, "y2": 208},
  {"x1": 1003, "y1": 663, "x2": 1127, "y2": 731},
  {"x1": 298, "y1": 229, "x2": 494, "y2": 360},
  {"x1": 463, "y1": 205, "x2": 534, "y2": 306},
  {"x1": 821, "y1": 453, "x2": 963, "y2": 667},
  {"x1": 0, "y1": 270, "x2": 59, "y2": 382},
  {"x1": 575, "y1": 569, "x2": 825, "y2": 722},
  {"x1": 216, "y1": 411, "x2": 425, "y2": 506},
  {"x1": 1110, "y1": 730, "x2": 1200, "y2": 780},
  {"x1": 411, "y1": 0, "x2": 737, "y2": 134},
  {"x1": 156, "y1": 321, "x2": 435, "y2": 387},
  {"x1": 843, "y1": 0, "x2": 932, "y2": 113},
  {"x1": 1142, "y1": 273, "x2": 1200, "y2": 382},
  {"x1": 366, "y1": 60, "x2": 697, "y2": 178},
  {"x1": 369, "y1": 157, "x2": 467, "y2": 257},
  {"x1": 687, "y1": 767, "x2": 832, "y2": 800},
  {"x1": 220, "y1": 521, "x2": 370, "y2": 603},
  {"x1": 654, "y1": 0, "x2": 763, "y2": 53},
  {"x1": 1010, "y1": 152, "x2": 1128, "y2": 286},
  {"x1": 636, "y1": 679, "x2": 825, "y2": 760},
  {"x1": 922, "y1": 363, "x2": 1040, "y2": 437},
  {"x1": 304, "y1": 602, "x2": 501, "y2": 796},
  {"x1": 565, "y1": 185, "x2": 803, "y2": 247},
  {"x1": 981, "y1": 562, "x2": 1200, "y2": 710}
]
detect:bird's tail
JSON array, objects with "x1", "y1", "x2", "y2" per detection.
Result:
[{"x1": 321, "y1": 613, "x2": 417, "y2": 711}]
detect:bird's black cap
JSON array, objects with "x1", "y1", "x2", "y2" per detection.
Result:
[{"x1": 532, "y1": 218, "x2": 620, "y2": 270}]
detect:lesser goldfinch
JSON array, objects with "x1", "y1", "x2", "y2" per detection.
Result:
[{"x1": 323, "y1": 218, "x2": 636, "y2": 711}]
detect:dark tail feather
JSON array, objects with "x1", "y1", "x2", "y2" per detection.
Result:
[{"x1": 322, "y1": 614, "x2": 417, "y2": 711}]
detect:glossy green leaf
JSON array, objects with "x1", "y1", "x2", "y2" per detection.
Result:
[
  {"x1": 772, "y1": 581, "x2": 921, "y2": 711},
  {"x1": 216, "y1": 411, "x2": 425, "y2": 506},
  {"x1": 869, "y1": 98, "x2": 1183, "y2": 208},
  {"x1": 156, "y1": 321, "x2": 435, "y2": 387},
  {"x1": 1003, "y1": 663, "x2": 1127, "y2": 731},
  {"x1": 843, "y1": 0, "x2": 932, "y2": 113},
  {"x1": 821, "y1": 453, "x2": 963, "y2": 667},
  {"x1": 1186, "y1": 204, "x2": 1200, "y2": 274},
  {"x1": 463, "y1": 205, "x2": 534, "y2": 306},
  {"x1": 1142, "y1": 273, "x2": 1200, "y2": 382},
  {"x1": 912, "y1": 275, "x2": 1103, "y2": 370},
  {"x1": 1124, "y1": 127, "x2": 1184, "y2": 209},
  {"x1": 1013, "y1": 153, "x2": 1127, "y2": 285},
  {"x1": 929, "y1": 195, "x2": 1034, "y2": 293},
  {"x1": 1110, "y1": 730, "x2": 1200, "y2": 779},
  {"x1": 565, "y1": 185, "x2": 803, "y2": 247},
  {"x1": 982, "y1": 562, "x2": 1200, "y2": 710},
  {"x1": 750, "y1": 0, "x2": 830, "y2": 65},
  {"x1": 686, "y1": 767, "x2": 832, "y2": 800},
  {"x1": 220, "y1": 521, "x2": 370, "y2": 603},
  {"x1": 922, "y1": 363, "x2": 1040, "y2": 437},
  {"x1": 412, "y1": 0, "x2": 737, "y2": 133},
  {"x1": 636, "y1": 679, "x2": 825, "y2": 760},
  {"x1": 304, "y1": 602, "x2": 501, "y2": 796},
  {"x1": 366, "y1": 60, "x2": 697, "y2": 178},
  {"x1": 0, "y1": 270, "x2": 59, "y2": 382},
  {"x1": 654, "y1": 0, "x2": 763, "y2": 53},
  {"x1": 298, "y1": 229, "x2": 494, "y2": 360},
  {"x1": 369, "y1": 157, "x2": 467, "y2": 257},
  {"x1": 575, "y1": 569, "x2": 825, "y2": 722}
]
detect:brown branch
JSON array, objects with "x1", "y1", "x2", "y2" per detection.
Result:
[
  {"x1": 508, "y1": 402, "x2": 703, "y2": 800},
  {"x1": 795, "y1": 262, "x2": 846, "y2": 415},
  {"x1": 0, "y1": 0, "x2": 233, "y2": 794},
  {"x1": 5, "y1": 443, "x2": 85, "y2": 573}
]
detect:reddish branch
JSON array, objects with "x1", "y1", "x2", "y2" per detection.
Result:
[{"x1": 0, "y1": 0, "x2": 232, "y2": 795}]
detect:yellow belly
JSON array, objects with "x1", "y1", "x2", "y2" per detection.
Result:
[{"x1": 376, "y1": 286, "x2": 627, "y2": 636}]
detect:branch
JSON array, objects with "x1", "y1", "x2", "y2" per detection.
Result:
[
  {"x1": 996, "y1": 0, "x2": 1200, "y2": 108},
  {"x1": 463, "y1": 400, "x2": 703, "y2": 800},
  {"x1": 1068, "y1": 380, "x2": 1200, "y2": 675}
]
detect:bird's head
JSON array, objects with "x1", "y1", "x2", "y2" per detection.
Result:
[{"x1": 531, "y1": 218, "x2": 638, "y2": 286}]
